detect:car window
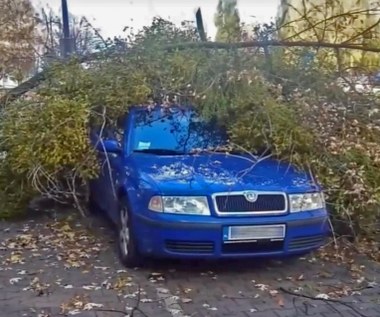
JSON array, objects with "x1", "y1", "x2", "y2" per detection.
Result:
[
  {"x1": 91, "y1": 123, "x2": 123, "y2": 144},
  {"x1": 131, "y1": 108, "x2": 228, "y2": 153}
]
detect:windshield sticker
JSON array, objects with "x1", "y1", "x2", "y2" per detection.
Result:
[{"x1": 137, "y1": 141, "x2": 151, "y2": 150}]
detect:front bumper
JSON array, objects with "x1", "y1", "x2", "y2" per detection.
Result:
[{"x1": 132, "y1": 209, "x2": 330, "y2": 259}]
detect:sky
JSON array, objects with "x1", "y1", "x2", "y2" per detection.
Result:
[{"x1": 31, "y1": 0, "x2": 280, "y2": 39}]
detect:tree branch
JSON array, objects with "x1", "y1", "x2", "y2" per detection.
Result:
[
  {"x1": 281, "y1": 8, "x2": 379, "y2": 42},
  {"x1": 163, "y1": 39, "x2": 380, "y2": 52},
  {"x1": 279, "y1": 287, "x2": 367, "y2": 317},
  {"x1": 3, "y1": 39, "x2": 380, "y2": 107},
  {"x1": 341, "y1": 18, "x2": 380, "y2": 44}
]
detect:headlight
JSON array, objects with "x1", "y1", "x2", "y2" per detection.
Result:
[
  {"x1": 148, "y1": 196, "x2": 210, "y2": 216},
  {"x1": 289, "y1": 193, "x2": 325, "y2": 212}
]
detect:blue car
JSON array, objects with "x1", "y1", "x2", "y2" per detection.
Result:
[{"x1": 89, "y1": 105, "x2": 329, "y2": 267}]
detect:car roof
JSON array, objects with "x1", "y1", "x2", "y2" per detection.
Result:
[{"x1": 129, "y1": 104, "x2": 195, "y2": 113}]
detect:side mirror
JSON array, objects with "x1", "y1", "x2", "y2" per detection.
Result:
[{"x1": 96, "y1": 139, "x2": 122, "y2": 154}]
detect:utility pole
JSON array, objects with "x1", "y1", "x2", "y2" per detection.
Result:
[{"x1": 60, "y1": 0, "x2": 75, "y2": 58}]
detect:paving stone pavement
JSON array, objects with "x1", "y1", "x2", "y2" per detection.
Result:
[{"x1": 0, "y1": 213, "x2": 379, "y2": 317}]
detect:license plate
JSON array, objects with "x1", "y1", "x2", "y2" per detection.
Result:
[{"x1": 223, "y1": 225, "x2": 286, "y2": 242}]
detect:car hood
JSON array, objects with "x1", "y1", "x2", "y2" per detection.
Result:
[{"x1": 132, "y1": 153, "x2": 318, "y2": 194}]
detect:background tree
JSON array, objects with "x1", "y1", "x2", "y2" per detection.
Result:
[
  {"x1": 0, "y1": 0, "x2": 39, "y2": 82},
  {"x1": 277, "y1": 0, "x2": 380, "y2": 69},
  {"x1": 37, "y1": 6, "x2": 108, "y2": 67},
  {"x1": 214, "y1": 0, "x2": 241, "y2": 42}
]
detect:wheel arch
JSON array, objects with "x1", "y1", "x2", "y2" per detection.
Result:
[{"x1": 117, "y1": 184, "x2": 136, "y2": 212}]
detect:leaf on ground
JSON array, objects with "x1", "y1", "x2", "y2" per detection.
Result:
[
  {"x1": 297, "y1": 274, "x2": 305, "y2": 281},
  {"x1": 368, "y1": 281, "x2": 378, "y2": 288},
  {"x1": 269, "y1": 289, "x2": 279, "y2": 296},
  {"x1": 315, "y1": 293, "x2": 330, "y2": 299},
  {"x1": 9, "y1": 277, "x2": 22, "y2": 284},
  {"x1": 83, "y1": 303, "x2": 104, "y2": 310},
  {"x1": 276, "y1": 295, "x2": 285, "y2": 307},
  {"x1": 255, "y1": 283, "x2": 269, "y2": 291}
]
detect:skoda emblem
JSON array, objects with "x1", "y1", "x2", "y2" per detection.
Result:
[{"x1": 244, "y1": 191, "x2": 258, "y2": 202}]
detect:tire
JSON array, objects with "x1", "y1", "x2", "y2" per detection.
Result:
[{"x1": 117, "y1": 200, "x2": 142, "y2": 268}]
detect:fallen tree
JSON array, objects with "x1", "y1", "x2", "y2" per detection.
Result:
[
  {"x1": 3, "y1": 38, "x2": 380, "y2": 107},
  {"x1": 0, "y1": 18, "x2": 379, "y2": 240}
]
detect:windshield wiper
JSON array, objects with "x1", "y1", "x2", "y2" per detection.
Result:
[
  {"x1": 133, "y1": 149, "x2": 186, "y2": 155},
  {"x1": 190, "y1": 147, "x2": 244, "y2": 155}
]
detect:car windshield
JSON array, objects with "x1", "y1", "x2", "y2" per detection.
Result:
[{"x1": 131, "y1": 107, "x2": 228, "y2": 154}]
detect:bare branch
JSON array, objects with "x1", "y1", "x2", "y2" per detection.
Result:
[
  {"x1": 280, "y1": 8, "x2": 380, "y2": 42},
  {"x1": 279, "y1": 286, "x2": 369, "y2": 317},
  {"x1": 342, "y1": 18, "x2": 380, "y2": 44}
]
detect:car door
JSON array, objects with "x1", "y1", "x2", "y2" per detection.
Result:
[
  {"x1": 89, "y1": 127, "x2": 123, "y2": 223},
  {"x1": 104, "y1": 136, "x2": 125, "y2": 224}
]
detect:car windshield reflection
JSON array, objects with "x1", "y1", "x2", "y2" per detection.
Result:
[{"x1": 131, "y1": 107, "x2": 228, "y2": 154}]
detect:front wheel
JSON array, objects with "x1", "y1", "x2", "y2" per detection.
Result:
[{"x1": 117, "y1": 202, "x2": 142, "y2": 268}]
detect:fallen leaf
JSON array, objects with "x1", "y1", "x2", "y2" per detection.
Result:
[
  {"x1": 184, "y1": 288, "x2": 192, "y2": 294},
  {"x1": 7, "y1": 252, "x2": 24, "y2": 264},
  {"x1": 157, "y1": 287, "x2": 170, "y2": 295},
  {"x1": 269, "y1": 290, "x2": 279, "y2": 296},
  {"x1": 82, "y1": 285, "x2": 101, "y2": 291},
  {"x1": 255, "y1": 284, "x2": 269, "y2": 291},
  {"x1": 297, "y1": 274, "x2": 305, "y2": 281},
  {"x1": 356, "y1": 276, "x2": 365, "y2": 284},
  {"x1": 319, "y1": 271, "x2": 333, "y2": 278},
  {"x1": 277, "y1": 295, "x2": 285, "y2": 307},
  {"x1": 316, "y1": 293, "x2": 330, "y2": 300},
  {"x1": 83, "y1": 303, "x2": 104, "y2": 310},
  {"x1": 8, "y1": 276, "x2": 21, "y2": 285},
  {"x1": 124, "y1": 293, "x2": 137, "y2": 299},
  {"x1": 368, "y1": 281, "x2": 378, "y2": 288},
  {"x1": 149, "y1": 272, "x2": 163, "y2": 277}
]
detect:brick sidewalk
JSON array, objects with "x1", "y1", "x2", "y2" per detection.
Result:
[{"x1": 0, "y1": 214, "x2": 379, "y2": 317}]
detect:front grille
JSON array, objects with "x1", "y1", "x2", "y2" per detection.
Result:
[
  {"x1": 214, "y1": 193, "x2": 286, "y2": 213},
  {"x1": 165, "y1": 240, "x2": 214, "y2": 254},
  {"x1": 288, "y1": 235, "x2": 325, "y2": 251},
  {"x1": 222, "y1": 240, "x2": 284, "y2": 253}
]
